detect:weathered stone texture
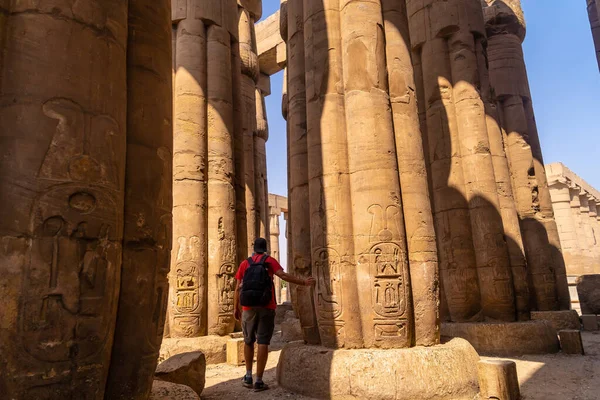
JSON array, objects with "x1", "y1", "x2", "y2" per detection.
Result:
[
  {"x1": 587, "y1": 0, "x2": 600, "y2": 71},
  {"x1": 277, "y1": 339, "x2": 479, "y2": 400},
  {"x1": 150, "y1": 380, "x2": 200, "y2": 400},
  {"x1": 0, "y1": 2, "x2": 127, "y2": 399},
  {"x1": 530, "y1": 310, "x2": 581, "y2": 332},
  {"x1": 559, "y1": 329, "x2": 585, "y2": 355},
  {"x1": 577, "y1": 275, "x2": 600, "y2": 314},
  {"x1": 284, "y1": 0, "x2": 321, "y2": 346},
  {"x1": 160, "y1": 336, "x2": 228, "y2": 365},
  {"x1": 409, "y1": 0, "x2": 520, "y2": 323},
  {"x1": 484, "y1": 0, "x2": 570, "y2": 312},
  {"x1": 155, "y1": 351, "x2": 206, "y2": 397},
  {"x1": 169, "y1": 0, "x2": 264, "y2": 340},
  {"x1": 106, "y1": 1, "x2": 173, "y2": 398},
  {"x1": 442, "y1": 321, "x2": 560, "y2": 356},
  {"x1": 0, "y1": 1, "x2": 172, "y2": 398},
  {"x1": 477, "y1": 360, "x2": 521, "y2": 400}
]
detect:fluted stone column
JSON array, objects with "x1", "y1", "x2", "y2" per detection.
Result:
[
  {"x1": 285, "y1": 0, "x2": 321, "y2": 345},
  {"x1": 409, "y1": 0, "x2": 517, "y2": 322},
  {"x1": 570, "y1": 189, "x2": 594, "y2": 275},
  {"x1": 382, "y1": 0, "x2": 440, "y2": 344},
  {"x1": 0, "y1": 4, "x2": 127, "y2": 397},
  {"x1": 285, "y1": 0, "x2": 439, "y2": 349},
  {"x1": 170, "y1": 0, "x2": 240, "y2": 338},
  {"x1": 239, "y1": 3, "x2": 260, "y2": 249},
  {"x1": 483, "y1": 0, "x2": 570, "y2": 311},
  {"x1": 255, "y1": 87, "x2": 270, "y2": 240},
  {"x1": 0, "y1": 1, "x2": 172, "y2": 398},
  {"x1": 587, "y1": 0, "x2": 600, "y2": 70},
  {"x1": 106, "y1": 1, "x2": 173, "y2": 398},
  {"x1": 269, "y1": 210, "x2": 282, "y2": 303},
  {"x1": 549, "y1": 184, "x2": 581, "y2": 277}
]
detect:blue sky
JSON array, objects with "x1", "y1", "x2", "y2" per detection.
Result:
[{"x1": 261, "y1": 1, "x2": 600, "y2": 267}]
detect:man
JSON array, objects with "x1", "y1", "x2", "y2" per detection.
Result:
[{"x1": 234, "y1": 237, "x2": 315, "y2": 392}]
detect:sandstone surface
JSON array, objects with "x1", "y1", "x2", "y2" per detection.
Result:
[
  {"x1": 577, "y1": 274, "x2": 600, "y2": 314},
  {"x1": 150, "y1": 380, "x2": 200, "y2": 400},
  {"x1": 155, "y1": 351, "x2": 206, "y2": 397},
  {"x1": 160, "y1": 336, "x2": 228, "y2": 365},
  {"x1": 277, "y1": 339, "x2": 479, "y2": 400},
  {"x1": 442, "y1": 321, "x2": 559, "y2": 356}
]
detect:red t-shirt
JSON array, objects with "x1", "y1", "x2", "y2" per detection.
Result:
[{"x1": 235, "y1": 254, "x2": 283, "y2": 310}]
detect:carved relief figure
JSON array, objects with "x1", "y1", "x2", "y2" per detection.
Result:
[{"x1": 314, "y1": 248, "x2": 342, "y2": 320}]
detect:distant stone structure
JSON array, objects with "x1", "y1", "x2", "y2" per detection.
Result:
[
  {"x1": 547, "y1": 162, "x2": 600, "y2": 312},
  {"x1": 269, "y1": 193, "x2": 289, "y2": 304}
]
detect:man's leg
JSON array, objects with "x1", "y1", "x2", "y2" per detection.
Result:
[
  {"x1": 254, "y1": 309, "x2": 276, "y2": 391},
  {"x1": 256, "y1": 344, "x2": 269, "y2": 381},
  {"x1": 241, "y1": 309, "x2": 258, "y2": 387},
  {"x1": 244, "y1": 342, "x2": 255, "y2": 373}
]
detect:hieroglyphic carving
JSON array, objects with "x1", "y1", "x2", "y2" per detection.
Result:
[
  {"x1": 367, "y1": 205, "x2": 410, "y2": 346},
  {"x1": 217, "y1": 263, "x2": 236, "y2": 315},
  {"x1": 39, "y1": 98, "x2": 120, "y2": 189},
  {"x1": 16, "y1": 98, "x2": 122, "y2": 394},
  {"x1": 172, "y1": 236, "x2": 202, "y2": 337},
  {"x1": 314, "y1": 247, "x2": 342, "y2": 320}
]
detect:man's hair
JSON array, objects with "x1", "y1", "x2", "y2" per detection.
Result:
[{"x1": 253, "y1": 237, "x2": 268, "y2": 253}]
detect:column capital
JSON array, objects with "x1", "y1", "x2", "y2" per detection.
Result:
[{"x1": 483, "y1": 0, "x2": 526, "y2": 41}]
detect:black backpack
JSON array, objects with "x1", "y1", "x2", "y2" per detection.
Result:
[{"x1": 240, "y1": 254, "x2": 273, "y2": 307}]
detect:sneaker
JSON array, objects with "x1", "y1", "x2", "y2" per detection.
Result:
[
  {"x1": 242, "y1": 375, "x2": 253, "y2": 388},
  {"x1": 254, "y1": 381, "x2": 269, "y2": 392}
]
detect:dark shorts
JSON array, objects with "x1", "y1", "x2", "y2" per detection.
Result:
[{"x1": 242, "y1": 308, "x2": 276, "y2": 345}]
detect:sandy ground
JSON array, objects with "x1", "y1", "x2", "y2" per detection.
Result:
[{"x1": 202, "y1": 330, "x2": 600, "y2": 400}]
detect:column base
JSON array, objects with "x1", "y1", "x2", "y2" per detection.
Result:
[
  {"x1": 160, "y1": 335, "x2": 229, "y2": 365},
  {"x1": 276, "y1": 338, "x2": 479, "y2": 400},
  {"x1": 441, "y1": 321, "x2": 560, "y2": 357},
  {"x1": 531, "y1": 310, "x2": 581, "y2": 331}
]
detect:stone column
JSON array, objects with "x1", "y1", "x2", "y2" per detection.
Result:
[
  {"x1": 239, "y1": 3, "x2": 259, "y2": 249},
  {"x1": 206, "y1": 24, "x2": 238, "y2": 336},
  {"x1": 269, "y1": 210, "x2": 282, "y2": 303},
  {"x1": 570, "y1": 188, "x2": 593, "y2": 275},
  {"x1": 0, "y1": 2, "x2": 128, "y2": 398},
  {"x1": 549, "y1": 184, "x2": 581, "y2": 277},
  {"x1": 587, "y1": 199, "x2": 600, "y2": 264},
  {"x1": 587, "y1": 0, "x2": 600, "y2": 70},
  {"x1": 579, "y1": 194, "x2": 597, "y2": 272},
  {"x1": 106, "y1": 1, "x2": 173, "y2": 399},
  {"x1": 170, "y1": 0, "x2": 240, "y2": 338},
  {"x1": 285, "y1": 0, "x2": 440, "y2": 349},
  {"x1": 171, "y1": 16, "x2": 209, "y2": 338},
  {"x1": 484, "y1": 0, "x2": 570, "y2": 311},
  {"x1": 409, "y1": 0, "x2": 516, "y2": 322},
  {"x1": 255, "y1": 87, "x2": 270, "y2": 240},
  {"x1": 285, "y1": 0, "x2": 321, "y2": 345}
]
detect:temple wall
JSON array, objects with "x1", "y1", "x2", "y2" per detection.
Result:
[{"x1": 547, "y1": 162, "x2": 600, "y2": 312}]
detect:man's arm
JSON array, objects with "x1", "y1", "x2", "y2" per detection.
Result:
[
  {"x1": 274, "y1": 269, "x2": 316, "y2": 286},
  {"x1": 234, "y1": 279, "x2": 242, "y2": 321}
]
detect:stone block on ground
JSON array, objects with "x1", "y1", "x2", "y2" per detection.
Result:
[
  {"x1": 531, "y1": 310, "x2": 581, "y2": 331},
  {"x1": 582, "y1": 314, "x2": 599, "y2": 331},
  {"x1": 576, "y1": 274, "x2": 600, "y2": 314},
  {"x1": 280, "y1": 311, "x2": 303, "y2": 342},
  {"x1": 155, "y1": 351, "x2": 206, "y2": 398},
  {"x1": 227, "y1": 337, "x2": 257, "y2": 366},
  {"x1": 159, "y1": 335, "x2": 228, "y2": 365},
  {"x1": 477, "y1": 360, "x2": 521, "y2": 400},
  {"x1": 277, "y1": 338, "x2": 480, "y2": 400},
  {"x1": 150, "y1": 380, "x2": 200, "y2": 400},
  {"x1": 441, "y1": 321, "x2": 560, "y2": 357},
  {"x1": 275, "y1": 302, "x2": 294, "y2": 325},
  {"x1": 559, "y1": 330, "x2": 585, "y2": 355}
]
